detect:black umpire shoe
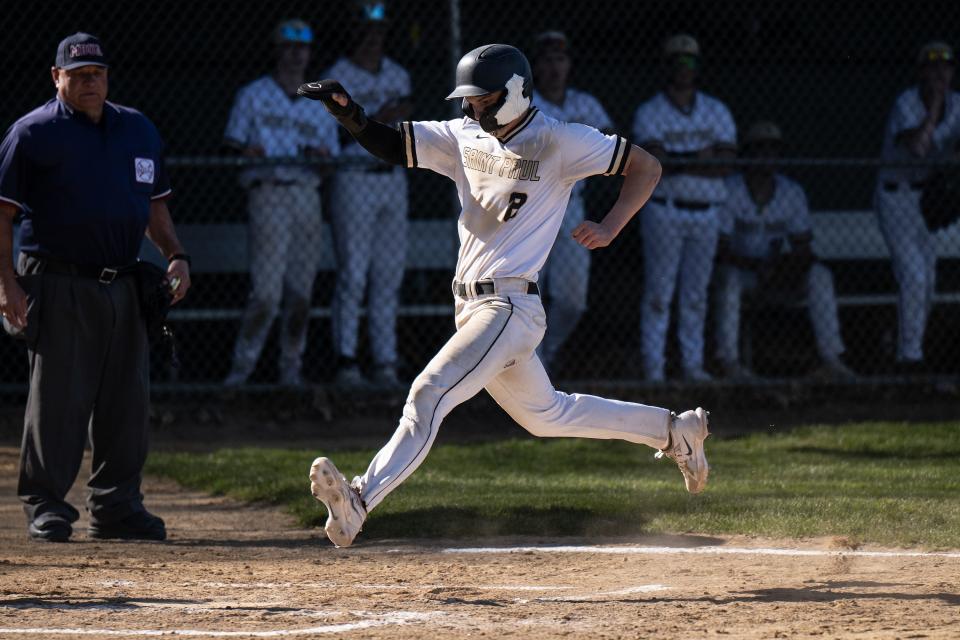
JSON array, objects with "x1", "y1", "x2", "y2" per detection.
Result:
[
  {"x1": 89, "y1": 510, "x2": 167, "y2": 541},
  {"x1": 28, "y1": 513, "x2": 73, "y2": 542}
]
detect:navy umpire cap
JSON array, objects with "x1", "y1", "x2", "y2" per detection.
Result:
[
  {"x1": 446, "y1": 44, "x2": 533, "y2": 99},
  {"x1": 55, "y1": 33, "x2": 108, "y2": 70}
]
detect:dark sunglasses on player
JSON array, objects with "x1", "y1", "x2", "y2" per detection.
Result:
[{"x1": 922, "y1": 49, "x2": 955, "y2": 64}]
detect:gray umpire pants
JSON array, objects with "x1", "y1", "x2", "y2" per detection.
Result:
[{"x1": 16, "y1": 254, "x2": 151, "y2": 526}]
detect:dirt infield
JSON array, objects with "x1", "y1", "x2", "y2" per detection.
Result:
[{"x1": 1, "y1": 446, "x2": 959, "y2": 639}]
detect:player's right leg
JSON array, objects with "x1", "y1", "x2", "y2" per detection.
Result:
[
  {"x1": 330, "y1": 172, "x2": 375, "y2": 384},
  {"x1": 310, "y1": 294, "x2": 531, "y2": 545},
  {"x1": 640, "y1": 202, "x2": 684, "y2": 381},
  {"x1": 875, "y1": 188, "x2": 927, "y2": 362}
]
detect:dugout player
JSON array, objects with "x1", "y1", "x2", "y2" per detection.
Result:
[
  {"x1": 530, "y1": 31, "x2": 616, "y2": 375},
  {"x1": 0, "y1": 34, "x2": 191, "y2": 541},
  {"x1": 323, "y1": 1, "x2": 412, "y2": 389},
  {"x1": 714, "y1": 122, "x2": 855, "y2": 381},
  {"x1": 223, "y1": 19, "x2": 340, "y2": 388},
  {"x1": 633, "y1": 34, "x2": 737, "y2": 383},
  {"x1": 297, "y1": 44, "x2": 711, "y2": 547},
  {"x1": 876, "y1": 41, "x2": 960, "y2": 372}
]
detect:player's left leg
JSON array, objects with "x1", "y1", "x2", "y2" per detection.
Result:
[
  {"x1": 367, "y1": 171, "x2": 408, "y2": 386},
  {"x1": 539, "y1": 197, "x2": 590, "y2": 373},
  {"x1": 278, "y1": 185, "x2": 323, "y2": 386},
  {"x1": 805, "y1": 263, "x2": 853, "y2": 378},
  {"x1": 486, "y1": 295, "x2": 709, "y2": 493},
  {"x1": 676, "y1": 211, "x2": 720, "y2": 380}
]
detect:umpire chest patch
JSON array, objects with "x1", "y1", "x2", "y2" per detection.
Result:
[{"x1": 134, "y1": 158, "x2": 155, "y2": 184}]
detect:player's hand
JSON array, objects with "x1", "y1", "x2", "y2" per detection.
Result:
[
  {"x1": 572, "y1": 220, "x2": 617, "y2": 250},
  {"x1": 0, "y1": 274, "x2": 28, "y2": 329},
  {"x1": 166, "y1": 259, "x2": 191, "y2": 305}
]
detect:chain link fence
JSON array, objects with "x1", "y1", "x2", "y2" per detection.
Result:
[{"x1": 1, "y1": 0, "x2": 959, "y2": 392}]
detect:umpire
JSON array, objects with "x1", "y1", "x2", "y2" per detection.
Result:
[{"x1": 0, "y1": 33, "x2": 191, "y2": 542}]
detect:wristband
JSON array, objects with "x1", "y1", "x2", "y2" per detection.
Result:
[{"x1": 167, "y1": 253, "x2": 192, "y2": 267}]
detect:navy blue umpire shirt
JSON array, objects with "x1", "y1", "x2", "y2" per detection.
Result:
[{"x1": 0, "y1": 97, "x2": 171, "y2": 266}]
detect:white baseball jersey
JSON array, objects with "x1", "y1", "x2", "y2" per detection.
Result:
[
  {"x1": 398, "y1": 109, "x2": 629, "y2": 283},
  {"x1": 534, "y1": 88, "x2": 614, "y2": 198},
  {"x1": 719, "y1": 173, "x2": 811, "y2": 260},
  {"x1": 324, "y1": 56, "x2": 412, "y2": 158},
  {"x1": 633, "y1": 91, "x2": 736, "y2": 204},
  {"x1": 878, "y1": 87, "x2": 960, "y2": 185},
  {"x1": 225, "y1": 75, "x2": 341, "y2": 189}
]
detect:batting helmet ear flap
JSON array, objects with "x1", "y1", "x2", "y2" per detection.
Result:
[{"x1": 461, "y1": 98, "x2": 476, "y2": 119}]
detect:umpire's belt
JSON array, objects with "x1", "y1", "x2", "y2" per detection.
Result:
[
  {"x1": 453, "y1": 278, "x2": 539, "y2": 299},
  {"x1": 650, "y1": 196, "x2": 713, "y2": 211},
  {"x1": 882, "y1": 180, "x2": 927, "y2": 193},
  {"x1": 36, "y1": 257, "x2": 139, "y2": 284}
]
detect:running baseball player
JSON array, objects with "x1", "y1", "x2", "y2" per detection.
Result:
[
  {"x1": 715, "y1": 121, "x2": 855, "y2": 381},
  {"x1": 297, "y1": 44, "x2": 711, "y2": 547},
  {"x1": 876, "y1": 41, "x2": 960, "y2": 372},
  {"x1": 531, "y1": 31, "x2": 615, "y2": 375},
  {"x1": 323, "y1": 2, "x2": 412, "y2": 389},
  {"x1": 633, "y1": 34, "x2": 737, "y2": 382},
  {"x1": 222, "y1": 19, "x2": 340, "y2": 387}
]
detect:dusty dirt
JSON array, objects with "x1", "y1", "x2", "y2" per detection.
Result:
[{"x1": 1, "y1": 445, "x2": 959, "y2": 639}]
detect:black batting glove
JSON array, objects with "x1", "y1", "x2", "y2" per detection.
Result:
[{"x1": 298, "y1": 79, "x2": 369, "y2": 134}]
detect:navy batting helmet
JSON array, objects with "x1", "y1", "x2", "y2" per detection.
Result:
[{"x1": 446, "y1": 44, "x2": 533, "y2": 132}]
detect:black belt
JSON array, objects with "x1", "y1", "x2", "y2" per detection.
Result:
[
  {"x1": 651, "y1": 196, "x2": 713, "y2": 211},
  {"x1": 882, "y1": 181, "x2": 926, "y2": 192},
  {"x1": 453, "y1": 280, "x2": 539, "y2": 297},
  {"x1": 38, "y1": 258, "x2": 138, "y2": 283},
  {"x1": 249, "y1": 179, "x2": 299, "y2": 189}
]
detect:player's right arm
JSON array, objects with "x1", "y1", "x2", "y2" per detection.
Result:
[{"x1": 298, "y1": 81, "x2": 406, "y2": 165}]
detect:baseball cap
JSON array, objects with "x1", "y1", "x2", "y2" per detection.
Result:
[
  {"x1": 357, "y1": 1, "x2": 389, "y2": 22},
  {"x1": 55, "y1": 33, "x2": 108, "y2": 70},
  {"x1": 273, "y1": 19, "x2": 314, "y2": 44},
  {"x1": 917, "y1": 41, "x2": 956, "y2": 65},
  {"x1": 663, "y1": 33, "x2": 700, "y2": 58},
  {"x1": 743, "y1": 121, "x2": 784, "y2": 146},
  {"x1": 533, "y1": 30, "x2": 569, "y2": 59}
]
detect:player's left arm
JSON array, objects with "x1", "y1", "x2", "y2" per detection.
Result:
[{"x1": 572, "y1": 145, "x2": 661, "y2": 250}]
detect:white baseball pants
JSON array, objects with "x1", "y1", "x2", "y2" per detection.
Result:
[
  {"x1": 355, "y1": 279, "x2": 672, "y2": 512},
  {"x1": 640, "y1": 200, "x2": 720, "y2": 378},
  {"x1": 229, "y1": 183, "x2": 322, "y2": 380},
  {"x1": 875, "y1": 186, "x2": 936, "y2": 361},
  {"x1": 539, "y1": 196, "x2": 591, "y2": 369},
  {"x1": 330, "y1": 169, "x2": 408, "y2": 366},
  {"x1": 714, "y1": 263, "x2": 846, "y2": 364}
]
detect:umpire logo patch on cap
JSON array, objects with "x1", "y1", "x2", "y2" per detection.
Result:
[{"x1": 135, "y1": 158, "x2": 155, "y2": 184}]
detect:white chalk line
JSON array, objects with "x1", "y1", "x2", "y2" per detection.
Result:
[
  {"x1": 444, "y1": 544, "x2": 960, "y2": 559},
  {"x1": 0, "y1": 611, "x2": 440, "y2": 637},
  {"x1": 93, "y1": 580, "x2": 572, "y2": 592}
]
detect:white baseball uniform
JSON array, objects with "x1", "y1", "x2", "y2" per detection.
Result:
[
  {"x1": 323, "y1": 56, "x2": 411, "y2": 369},
  {"x1": 353, "y1": 109, "x2": 671, "y2": 512},
  {"x1": 533, "y1": 88, "x2": 614, "y2": 370},
  {"x1": 715, "y1": 173, "x2": 845, "y2": 365},
  {"x1": 876, "y1": 87, "x2": 960, "y2": 362},
  {"x1": 223, "y1": 75, "x2": 340, "y2": 384},
  {"x1": 633, "y1": 91, "x2": 736, "y2": 380}
]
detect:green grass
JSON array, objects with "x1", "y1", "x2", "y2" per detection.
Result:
[{"x1": 146, "y1": 421, "x2": 960, "y2": 548}]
